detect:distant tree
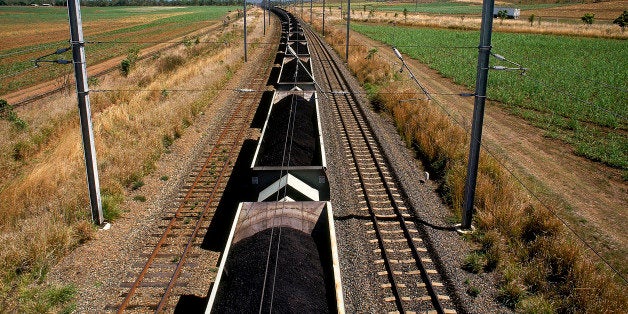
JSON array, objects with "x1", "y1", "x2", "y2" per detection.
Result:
[
  {"x1": 403, "y1": 7, "x2": 407, "y2": 21},
  {"x1": 613, "y1": 10, "x2": 628, "y2": 32},
  {"x1": 528, "y1": 14, "x2": 535, "y2": 26},
  {"x1": 581, "y1": 13, "x2": 595, "y2": 25},
  {"x1": 0, "y1": 0, "x2": 6, "y2": 5}
]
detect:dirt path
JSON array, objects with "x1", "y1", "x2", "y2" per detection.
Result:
[{"x1": 351, "y1": 30, "x2": 627, "y2": 274}]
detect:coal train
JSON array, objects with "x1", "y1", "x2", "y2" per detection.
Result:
[{"x1": 205, "y1": 8, "x2": 345, "y2": 313}]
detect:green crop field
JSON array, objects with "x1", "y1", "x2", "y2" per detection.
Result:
[
  {"x1": 352, "y1": 23, "x2": 628, "y2": 171},
  {"x1": 0, "y1": 6, "x2": 238, "y2": 95}
]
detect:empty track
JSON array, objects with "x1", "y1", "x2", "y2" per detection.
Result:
[
  {"x1": 304, "y1": 23, "x2": 456, "y2": 313},
  {"x1": 110, "y1": 57, "x2": 272, "y2": 313}
]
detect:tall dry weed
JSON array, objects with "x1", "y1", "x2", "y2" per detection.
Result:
[{"x1": 307, "y1": 17, "x2": 628, "y2": 311}]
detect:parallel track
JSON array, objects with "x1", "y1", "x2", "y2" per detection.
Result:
[
  {"x1": 304, "y1": 24, "x2": 456, "y2": 313},
  {"x1": 112, "y1": 58, "x2": 271, "y2": 313}
]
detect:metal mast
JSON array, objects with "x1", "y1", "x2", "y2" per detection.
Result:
[
  {"x1": 68, "y1": 0, "x2": 103, "y2": 225},
  {"x1": 461, "y1": 0, "x2": 495, "y2": 229}
]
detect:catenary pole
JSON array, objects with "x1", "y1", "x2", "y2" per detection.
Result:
[
  {"x1": 68, "y1": 0, "x2": 103, "y2": 225},
  {"x1": 310, "y1": 0, "x2": 313, "y2": 23},
  {"x1": 461, "y1": 0, "x2": 495, "y2": 229},
  {"x1": 263, "y1": 0, "x2": 266, "y2": 36},
  {"x1": 322, "y1": 0, "x2": 325, "y2": 36},
  {"x1": 346, "y1": 0, "x2": 350, "y2": 61},
  {"x1": 244, "y1": 0, "x2": 247, "y2": 62}
]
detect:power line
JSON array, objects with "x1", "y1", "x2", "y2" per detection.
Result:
[{"x1": 0, "y1": 43, "x2": 61, "y2": 60}]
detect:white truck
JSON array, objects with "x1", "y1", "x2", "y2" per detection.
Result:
[{"x1": 493, "y1": 7, "x2": 521, "y2": 19}]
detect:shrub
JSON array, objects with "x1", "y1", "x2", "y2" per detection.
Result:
[
  {"x1": 613, "y1": 11, "x2": 627, "y2": 32},
  {"x1": 517, "y1": 295, "x2": 554, "y2": 314},
  {"x1": 497, "y1": 10, "x2": 508, "y2": 24},
  {"x1": 120, "y1": 59, "x2": 131, "y2": 77},
  {"x1": 466, "y1": 286, "x2": 480, "y2": 297},
  {"x1": 102, "y1": 191, "x2": 123, "y2": 221},
  {"x1": 528, "y1": 14, "x2": 535, "y2": 27},
  {"x1": 157, "y1": 55, "x2": 185, "y2": 74},
  {"x1": 1, "y1": 99, "x2": 28, "y2": 130},
  {"x1": 162, "y1": 134, "x2": 174, "y2": 148},
  {"x1": 581, "y1": 13, "x2": 595, "y2": 25},
  {"x1": 462, "y1": 252, "x2": 486, "y2": 273}
]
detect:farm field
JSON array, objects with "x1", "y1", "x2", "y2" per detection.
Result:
[
  {"x1": 0, "y1": 6, "x2": 239, "y2": 96},
  {"x1": 352, "y1": 23, "x2": 628, "y2": 173}
]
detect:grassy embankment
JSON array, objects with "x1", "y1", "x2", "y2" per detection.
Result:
[
  {"x1": 308, "y1": 18, "x2": 627, "y2": 313},
  {"x1": 0, "y1": 7, "x2": 255, "y2": 312},
  {"x1": 0, "y1": 6, "x2": 238, "y2": 95}
]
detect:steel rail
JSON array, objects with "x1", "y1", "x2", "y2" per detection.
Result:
[
  {"x1": 155, "y1": 91, "x2": 261, "y2": 312},
  {"x1": 306, "y1": 29, "x2": 405, "y2": 312},
  {"x1": 117, "y1": 90, "x2": 251, "y2": 313},
  {"x1": 304, "y1": 23, "x2": 445, "y2": 313}
]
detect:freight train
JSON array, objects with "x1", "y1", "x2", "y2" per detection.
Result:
[{"x1": 205, "y1": 8, "x2": 345, "y2": 313}]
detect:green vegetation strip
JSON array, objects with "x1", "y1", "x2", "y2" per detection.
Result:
[{"x1": 352, "y1": 23, "x2": 628, "y2": 171}]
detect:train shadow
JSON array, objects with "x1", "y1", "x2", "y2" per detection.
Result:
[
  {"x1": 172, "y1": 139, "x2": 258, "y2": 313},
  {"x1": 201, "y1": 138, "x2": 258, "y2": 252},
  {"x1": 174, "y1": 294, "x2": 208, "y2": 314},
  {"x1": 250, "y1": 90, "x2": 274, "y2": 129},
  {"x1": 266, "y1": 65, "x2": 280, "y2": 87}
]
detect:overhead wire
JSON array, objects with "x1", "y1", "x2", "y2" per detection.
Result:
[{"x1": 0, "y1": 42, "x2": 65, "y2": 60}]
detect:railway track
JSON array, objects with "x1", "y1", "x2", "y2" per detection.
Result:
[
  {"x1": 109, "y1": 54, "x2": 272, "y2": 313},
  {"x1": 304, "y1": 24, "x2": 456, "y2": 313}
]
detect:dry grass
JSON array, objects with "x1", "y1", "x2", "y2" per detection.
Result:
[
  {"x1": 308, "y1": 7, "x2": 628, "y2": 39},
  {"x1": 0, "y1": 10, "x2": 263, "y2": 312},
  {"x1": 309, "y1": 17, "x2": 627, "y2": 312}
]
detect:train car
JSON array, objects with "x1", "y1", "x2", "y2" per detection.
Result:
[
  {"x1": 204, "y1": 7, "x2": 341, "y2": 313},
  {"x1": 250, "y1": 89, "x2": 328, "y2": 201},
  {"x1": 205, "y1": 201, "x2": 345, "y2": 313},
  {"x1": 287, "y1": 40, "x2": 309, "y2": 56},
  {"x1": 277, "y1": 55, "x2": 314, "y2": 89}
]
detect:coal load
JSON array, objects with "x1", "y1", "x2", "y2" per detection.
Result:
[
  {"x1": 258, "y1": 95, "x2": 319, "y2": 167},
  {"x1": 212, "y1": 227, "x2": 330, "y2": 313},
  {"x1": 289, "y1": 32, "x2": 306, "y2": 41},
  {"x1": 279, "y1": 58, "x2": 312, "y2": 83},
  {"x1": 289, "y1": 41, "x2": 308, "y2": 55}
]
